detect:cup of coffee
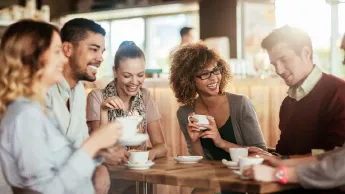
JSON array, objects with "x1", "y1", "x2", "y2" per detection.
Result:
[
  {"x1": 229, "y1": 147, "x2": 249, "y2": 163},
  {"x1": 128, "y1": 150, "x2": 149, "y2": 164},
  {"x1": 187, "y1": 114, "x2": 209, "y2": 130},
  {"x1": 239, "y1": 156, "x2": 264, "y2": 179},
  {"x1": 116, "y1": 117, "x2": 139, "y2": 140}
]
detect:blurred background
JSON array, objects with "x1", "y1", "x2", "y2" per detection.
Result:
[
  {"x1": 1, "y1": 0, "x2": 345, "y2": 193},
  {"x1": 1, "y1": 0, "x2": 345, "y2": 79}
]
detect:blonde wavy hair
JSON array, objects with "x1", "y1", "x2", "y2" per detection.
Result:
[
  {"x1": 170, "y1": 41, "x2": 233, "y2": 106},
  {"x1": 0, "y1": 20, "x2": 59, "y2": 118}
]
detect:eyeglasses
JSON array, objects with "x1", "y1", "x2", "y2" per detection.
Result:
[{"x1": 196, "y1": 67, "x2": 222, "y2": 80}]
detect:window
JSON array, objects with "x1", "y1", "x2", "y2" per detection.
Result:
[
  {"x1": 275, "y1": 0, "x2": 331, "y2": 72},
  {"x1": 95, "y1": 12, "x2": 199, "y2": 79},
  {"x1": 96, "y1": 21, "x2": 111, "y2": 79},
  {"x1": 145, "y1": 13, "x2": 199, "y2": 74},
  {"x1": 110, "y1": 18, "x2": 145, "y2": 52},
  {"x1": 337, "y1": 3, "x2": 345, "y2": 77},
  {"x1": 240, "y1": 0, "x2": 345, "y2": 77}
]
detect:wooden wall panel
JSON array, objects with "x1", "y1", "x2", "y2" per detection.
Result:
[
  {"x1": 87, "y1": 77, "x2": 287, "y2": 150},
  {"x1": 141, "y1": 77, "x2": 287, "y2": 150}
]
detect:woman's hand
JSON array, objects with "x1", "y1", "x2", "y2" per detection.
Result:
[
  {"x1": 101, "y1": 96, "x2": 125, "y2": 110},
  {"x1": 242, "y1": 164, "x2": 278, "y2": 182},
  {"x1": 99, "y1": 145, "x2": 129, "y2": 165},
  {"x1": 82, "y1": 121, "x2": 122, "y2": 157},
  {"x1": 248, "y1": 147, "x2": 272, "y2": 157},
  {"x1": 199, "y1": 116, "x2": 224, "y2": 148},
  {"x1": 148, "y1": 150, "x2": 156, "y2": 161},
  {"x1": 186, "y1": 113, "x2": 203, "y2": 143}
]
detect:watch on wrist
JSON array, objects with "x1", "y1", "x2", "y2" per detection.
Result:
[{"x1": 275, "y1": 166, "x2": 287, "y2": 184}]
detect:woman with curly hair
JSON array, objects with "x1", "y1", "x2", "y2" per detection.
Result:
[
  {"x1": 0, "y1": 20, "x2": 122, "y2": 194},
  {"x1": 170, "y1": 42, "x2": 266, "y2": 161}
]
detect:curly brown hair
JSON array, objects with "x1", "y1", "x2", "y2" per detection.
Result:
[
  {"x1": 170, "y1": 41, "x2": 232, "y2": 106},
  {"x1": 0, "y1": 20, "x2": 59, "y2": 118}
]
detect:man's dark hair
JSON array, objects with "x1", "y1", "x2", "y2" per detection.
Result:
[
  {"x1": 180, "y1": 27, "x2": 193, "y2": 38},
  {"x1": 261, "y1": 25, "x2": 313, "y2": 60},
  {"x1": 60, "y1": 18, "x2": 106, "y2": 44}
]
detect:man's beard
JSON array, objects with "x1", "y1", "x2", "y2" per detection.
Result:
[
  {"x1": 70, "y1": 58, "x2": 96, "y2": 82},
  {"x1": 73, "y1": 68, "x2": 95, "y2": 82}
]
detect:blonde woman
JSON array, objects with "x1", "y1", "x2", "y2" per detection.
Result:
[{"x1": 0, "y1": 20, "x2": 122, "y2": 194}]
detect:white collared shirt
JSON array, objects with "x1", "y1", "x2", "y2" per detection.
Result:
[
  {"x1": 46, "y1": 78, "x2": 89, "y2": 147},
  {"x1": 287, "y1": 65, "x2": 323, "y2": 101},
  {"x1": 0, "y1": 97, "x2": 96, "y2": 194}
]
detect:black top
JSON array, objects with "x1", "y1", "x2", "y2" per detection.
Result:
[{"x1": 200, "y1": 116, "x2": 237, "y2": 160}]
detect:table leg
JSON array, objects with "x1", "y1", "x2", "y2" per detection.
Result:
[
  {"x1": 146, "y1": 182, "x2": 153, "y2": 194},
  {"x1": 136, "y1": 181, "x2": 153, "y2": 194},
  {"x1": 136, "y1": 181, "x2": 141, "y2": 194}
]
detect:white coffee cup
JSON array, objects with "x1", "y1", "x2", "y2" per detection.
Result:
[
  {"x1": 187, "y1": 114, "x2": 209, "y2": 130},
  {"x1": 239, "y1": 156, "x2": 264, "y2": 179},
  {"x1": 116, "y1": 117, "x2": 139, "y2": 140},
  {"x1": 128, "y1": 150, "x2": 149, "y2": 164},
  {"x1": 229, "y1": 147, "x2": 249, "y2": 163}
]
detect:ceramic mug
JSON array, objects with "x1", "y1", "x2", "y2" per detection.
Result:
[
  {"x1": 229, "y1": 147, "x2": 249, "y2": 163},
  {"x1": 239, "y1": 156, "x2": 264, "y2": 179},
  {"x1": 187, "y1": 114, "x2": 209, "y2": 130},
  {"x1": 116, "y1": 117, "x2": 139, "y2": 140},
  {"x1": 128, "y1": 150, "x2": 149, "y2": 164}
]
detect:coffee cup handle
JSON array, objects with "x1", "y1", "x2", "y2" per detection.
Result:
[{"x1": 187, "y1": 115, "x2": 193, "y2": 123}]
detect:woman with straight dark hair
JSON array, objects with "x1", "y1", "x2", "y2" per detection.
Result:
[
  {"x1": 87, "y1": 41, "x2": 167, "y2": 194},
  {"x1": 0, "y1": 20, "x2": 122, "y2": 194}
]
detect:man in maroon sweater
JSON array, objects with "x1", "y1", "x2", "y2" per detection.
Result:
[{"x1": 261, "y1": 26, "x2": 345, "y2": 157}]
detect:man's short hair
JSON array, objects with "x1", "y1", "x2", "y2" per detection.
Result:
[
  {"x1": 180, "y1": 27, "x2": 193, "y2": 38},
  {"x1": 261, "y1": 25, "x2": 313, "y2": 59},
  {"x1": 61, "y1": 18, "x2": 106, "y2": 44}
]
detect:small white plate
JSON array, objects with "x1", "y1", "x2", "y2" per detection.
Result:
[
  {"x1": 222, "y1": 159, "x2": 239, "y2": 170},
  {"x1": 118, "y1": 134, "x2": 148, "y2": 146},
  {"x1": 173, "y1": 156, "x2": 203, "y2": 164},
  {"x1": 233, "y1": 170, "x2": 250, "y2": 180},
  {"x1": 124, "y1": 160, "x2": 155, "y2": 170}
]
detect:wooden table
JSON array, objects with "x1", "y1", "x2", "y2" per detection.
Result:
[
  {"x1": 108, "y1": 157, "x2": 300, "y2": 194},
  {"x1": 86, "y1": 76, "x2": 288, "y2": 159}
]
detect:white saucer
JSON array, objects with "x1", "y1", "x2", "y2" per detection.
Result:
[
  {"x1": 222, "y1": 159, "x2": 239, "y2": 170},
  {"x1": 118, "y1": 134, "x2": 148, "y2": 146},
  {"x1": 173, "y1": 156, "x2": 203, "y2": 164},
  {"x1": 124, "y1": 160, "x2": 155, "y2": 170},
  {"x1": 233, "y1": 170, "x2": 250, "y2": 180}
]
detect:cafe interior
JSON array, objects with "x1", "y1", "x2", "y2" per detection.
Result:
[{"x1": 1, "y1": 0, "x2": 345, "y2": 194}]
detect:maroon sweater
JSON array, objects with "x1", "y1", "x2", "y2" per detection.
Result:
[{"x1": 276, "y1": 73, "x2": 345, "y2": 155}]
